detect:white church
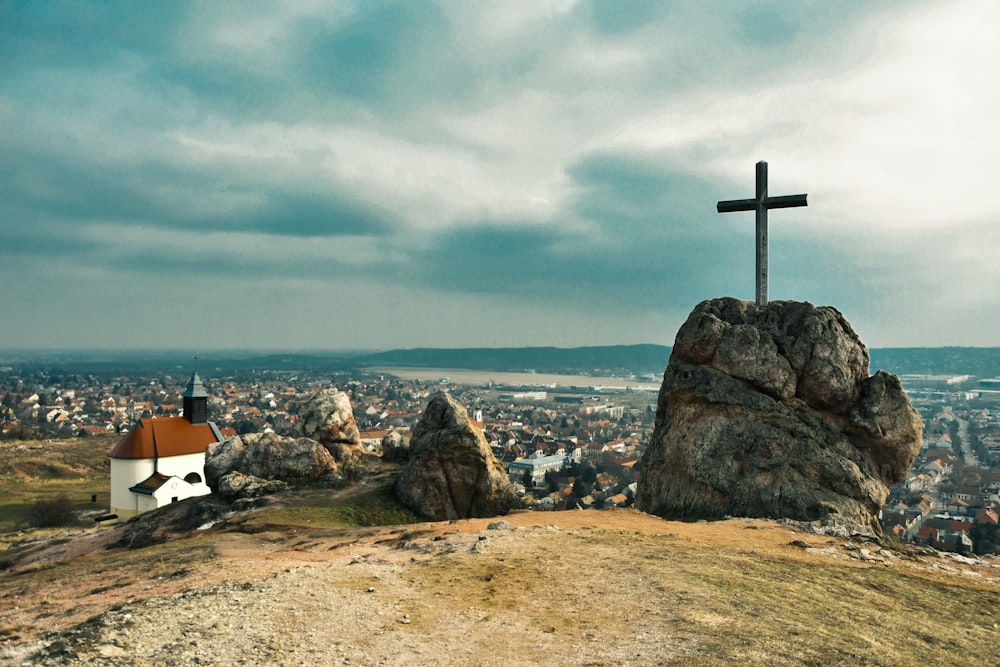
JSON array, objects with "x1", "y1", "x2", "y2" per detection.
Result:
[{"x1": 108, "y1": 371, "x2": 225, "y2": 519}]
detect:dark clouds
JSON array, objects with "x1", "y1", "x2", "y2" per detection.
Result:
[
  {"x1": 1, "y1": 1, "x2": 996, "y2": 350},
  {"x1": 299, "y1": 2, "x2": 449, "y2": 104},
  {"x1": 582, "y1": 0, "x2": 666, "y2": 36},
  {"x1": 407, "y1": 152, "x2": 780, "y2": 309},
  {"x1": 0, "y1": 1, "x2": 182, "y2": 67}
]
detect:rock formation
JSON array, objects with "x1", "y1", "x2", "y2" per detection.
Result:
[
  {"x1": 215, "y1": 471, "x2": 288, "y2": 499},
  {"x1": 294, "y1": 388, "x2": 364, "y2": 465},
  {"x1": 636, "y1": 297, "x2": 922, "y2": 535},
  {"x1": 381, "y1": 430, "x2": 408, "y2": 462},
  {"x1": 204, "y1": 432, "x2": 340, "y2": 496},
  {"x1": 396, "y1": 393, "x2": 518, "y2": 521}
]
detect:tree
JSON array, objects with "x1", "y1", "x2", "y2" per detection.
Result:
[
  {"x1": 522, "y1": 468, "x2": 534, "y2": 489},
  {"x1": 235, "y1": 420, "x2": 257, "y2": 435},
  {"x1": 544, "y1": 470, "x2": 560, "y2": 493},
  {"x1": 572, "y1": 478, "x2": 592, "y2": 499}
]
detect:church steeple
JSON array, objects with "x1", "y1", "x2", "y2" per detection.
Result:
[{"x1": 182, "y1": 367, "x2": 209, "y2": 426}]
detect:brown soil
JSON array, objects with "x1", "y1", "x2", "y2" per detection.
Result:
[{"x1": 2, "y1": 503, "x2": 999, "y2": 666}]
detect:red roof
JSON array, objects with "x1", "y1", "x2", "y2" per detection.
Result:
[
  {"x1": 129, "y1": 472, "x2": 171, "y2": 495},
  {"x1": 109, "y1": 416, "x2": 221, "y2": 459}
]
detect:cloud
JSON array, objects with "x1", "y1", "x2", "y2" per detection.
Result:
[
  {"x1": 1, "y1": 1, "x2": 997, "y2": 350},
  {"x1": 582, "y1": 0, "x2": 666, "y2": 36},
  {"x1": 0, "y1": 1, "x2": 182, "y2": 68},
  {"x1": 404, "y1": 151, "x2": 756, "y2": 309}
]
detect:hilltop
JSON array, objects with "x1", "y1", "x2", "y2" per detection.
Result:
[{"x1": 2, "y1": 476, "x2": 999, "y2": 666}]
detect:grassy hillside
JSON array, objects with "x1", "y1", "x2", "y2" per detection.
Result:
[{"x1": 0, "y1": 436, "x2": 113, "y2": 536}]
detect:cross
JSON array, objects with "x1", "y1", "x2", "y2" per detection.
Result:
[{"x1": 717, "y1": 161, "x2": 808, "y2": 306}]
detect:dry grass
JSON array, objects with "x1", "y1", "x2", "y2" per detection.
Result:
[
  {"x1": 0, "y1": 437, "x2": 113, "y2": 535},
  {"x1": 389, "y1": 519, "x2": 999, "y2": 666},
  {"x1": 6, "y1": 507, "x2": 994, "y2": 666},
  {"x1": 1, "y1": 440, "x2": 999, "y2": 665}
]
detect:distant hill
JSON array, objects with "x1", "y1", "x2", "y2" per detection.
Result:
[
  {"x1": 358, "y1": 344, "x2": 672, "y2": 376},
  {"x1": 870, "y1": 347, "x2": 1000, "y2": 378},
  {"x1": 364, "y1": 345, "x2": 1000, "y2": 379},
  {"x1": 4, "y1": 346, "x2": 1000, "y2": 380}
]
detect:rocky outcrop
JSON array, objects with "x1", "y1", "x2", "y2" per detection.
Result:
[
  {"x1": 636, "y1": 297, "x2": 922, "y2": 535},
  {"x1": 294, "y1": 389, "x2": 363, "y2": 465},
  {"x1": 216, "y1": 471, "x2": 288, "y2": 499},
  {"x1": 396, "y1": 393, "x2": 518, "y2": 521},
  {"x1": 204, "y1": 432, "x2": 340, "y2": 495},
  {"x1": 381, "y1": 431, "x2": 408, "y2": 462}
]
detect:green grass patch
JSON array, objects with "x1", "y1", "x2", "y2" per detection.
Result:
[
  {"x1": 252, "y1": 485, "x2": 422, "y2": 530},
  {"x1": 0, "y1": 438, "x2": 112, "y2": 535},
  {"x1": 0, "y1": 482, "x2": 111, "y2": 535}
]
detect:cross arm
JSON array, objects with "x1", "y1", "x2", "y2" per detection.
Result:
[
  {"x1": 717, "y1": 194, "x2": 808, "y2": 213},
  {"x1": 764, "y1": 194, "x2": 808, "y2": 209},
  {"x1": 716, "y1": 198, "x2": 757, "y2": 213}
]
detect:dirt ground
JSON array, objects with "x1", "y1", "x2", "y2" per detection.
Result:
[{"x1": 2, "y1": 505, "x2": 999, "y2": 666}]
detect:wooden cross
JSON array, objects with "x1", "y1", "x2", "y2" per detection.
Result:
[{"x1": 717, "y1": 161, "x2": 807, "y2": 306}]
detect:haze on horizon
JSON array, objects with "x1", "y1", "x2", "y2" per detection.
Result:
[{"x1": 3, "y1": 2, "x2": 998, "y2": 352}]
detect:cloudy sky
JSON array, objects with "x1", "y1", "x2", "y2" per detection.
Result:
[{"x1": 2, "y1": 1, "x2": 998, "y2": 351}]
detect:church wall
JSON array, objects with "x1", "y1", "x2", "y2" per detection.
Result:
[
  {"x1": 110, "y1": 457, "x2": 154, "y2": 517},
  {"x1": 151, "y1": 477, "x2": 210, "y2": 508},
  {"x1": 156, "y1": 451, "x2": 207, "y2": 481},
  {"x1": 135, "y1": 493, "x2": 158, "y2": 514}
]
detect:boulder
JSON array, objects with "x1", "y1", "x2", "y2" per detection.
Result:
[
  {"x1": 636, "y1": 297, "x2": 922, "y2": 535},
  {"x1": 396, "y1": 393, "x2": 519, "y2": 521},
  {"x1": 204, "y1": 432, "x2": 340, "y2": 493},
  {"x1": 381, "y1": 430, "x2": 409, "y2": 462},
  {"x1": 216, "y1": 471, "x2": 288, "y2": 499},
  {"x1": 294, "y1": 389, "x2": 364, "y2": 465}
]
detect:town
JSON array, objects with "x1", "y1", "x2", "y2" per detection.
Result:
[{"x1": 2, "y1": 358, "x2": 999, "y2": 554}]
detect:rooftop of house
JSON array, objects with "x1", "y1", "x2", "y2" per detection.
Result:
[{"x1": 128, "y1": 471, "x2": 171, "y2": 495}]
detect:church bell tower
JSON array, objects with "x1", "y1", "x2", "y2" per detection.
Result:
[{"x1": 182, "y1": 371, "x2": 209, "y2": 425}]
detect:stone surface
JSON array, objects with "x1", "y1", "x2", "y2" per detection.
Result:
[
  {"x1": 636, "y1": 297, "x2": 922, "y2": 535},
  {"x1": 381, "y1": 430, "x2": 408, "y2": 462},
  {"x1": 216, "y1": 471, "x2": 288, "y2": 499},
  {"x1": 396, "y1": 393, "x2": 518, "y2": 521},
  {"x1": 204, "y1": 432, "x2": 340, "y2": 493},
  {"x1": 294, "y1": 388, "x2": 363, "y2": 465}
]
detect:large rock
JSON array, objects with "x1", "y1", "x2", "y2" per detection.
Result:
[
  {"x1": 204, "y1": 432, "x2": 340, "y2": 494},
  {"x1": 396, "y1": 393, "x2": 518, "y2": 521},
  {"x1": 381, "y1": 430, "x2": 409, "y2": 462},
  {"x1": 636, "y1": 297, "x2": 922, "y2": 535},
  {"x1": 294, "y1": 389, "x2": 364, "y2": 465}
]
